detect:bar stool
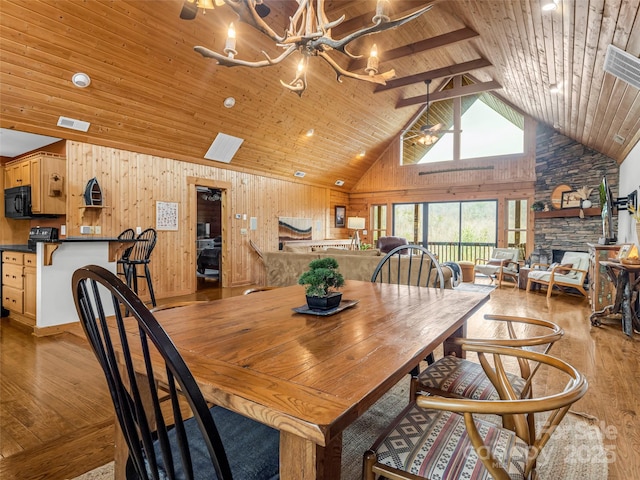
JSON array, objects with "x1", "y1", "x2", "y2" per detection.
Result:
[
  {"x1": 121, "y1": 228, "x2": 157, "y2": 307},
  {"x1": 116, "y1": 228, "x2": 135, "y2": 281}
]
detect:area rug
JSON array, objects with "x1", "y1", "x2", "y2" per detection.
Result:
[{"x1": 72, "y1": 376, "x2": 607, "y2": 480}]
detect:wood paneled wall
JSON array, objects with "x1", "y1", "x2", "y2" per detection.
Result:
[{"x1": 65, "y1": 142, "x2": 337, "y2": 297}]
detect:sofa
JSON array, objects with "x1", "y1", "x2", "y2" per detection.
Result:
[{"x1": 262, "y1": 246, "x2": 452, "y2": 288}]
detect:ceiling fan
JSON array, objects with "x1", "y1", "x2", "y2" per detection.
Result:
[{"x1": 403, "y1": 80, "x2": 456, "y2": 146}]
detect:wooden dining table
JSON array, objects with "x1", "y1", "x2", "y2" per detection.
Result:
[{"x1": 113, "y1": 280, "x2": 491, "y2": 480}]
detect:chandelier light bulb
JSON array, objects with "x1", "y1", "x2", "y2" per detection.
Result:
[
  {"x1": 366, "y1": 44, "x2": 379, "y2": 76},
  {"x1": 224, "y1": 23, "x2": 237, "y2": 58}
]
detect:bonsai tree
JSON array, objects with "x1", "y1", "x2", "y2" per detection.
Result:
[{"x1": 298, "y1": 257, "x2": 345, "y2": 297}]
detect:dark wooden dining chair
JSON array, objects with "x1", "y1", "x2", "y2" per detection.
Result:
[
  {"x1": 363, "y1": 343, "x2": 588, "y2": 480},
  {"x1": 371, "y1": 244, "x2": 445, "y2": 289},
  {"x1": 115, "y1": 228, "x2": 135, "y2": 280},
  {"x1": 121, "y1": 227, "x2": 157, "y2": 307},
  {"x1": 372, "y1": 244, "x2": 445, "y2": 366},
  {"x1": 71, "y1": 265, "x2": 279, "y2": 480}
]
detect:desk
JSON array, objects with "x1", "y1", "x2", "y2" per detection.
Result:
[
  {"x1": 590, "y1": 261, "x2": 640, "y2": 336},
  {"x1": 114, "y1": 281, "x2": 490, "y2": 480}
]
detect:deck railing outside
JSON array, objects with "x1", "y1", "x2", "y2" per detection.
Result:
[{"x1": 423, "y1": 242, "x2": 527, "y2": 264}]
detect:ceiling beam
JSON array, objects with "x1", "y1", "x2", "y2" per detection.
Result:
[
  {"x1": 396, "y1": 80, "x2": 503, "y2": 108},
  {"x1": 348, "y1": 27, "x2": 479, "y2": 71},
  {"x1": 333, "y1": 1, "x2": 441, "y2": 36},
  {"x1": 374, "y1": 58, "x2": 492, "y2": 92}
]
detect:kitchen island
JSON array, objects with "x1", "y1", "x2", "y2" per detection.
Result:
[{"x1": 1, "y1": 238, "x2": 130, "y2": 335}]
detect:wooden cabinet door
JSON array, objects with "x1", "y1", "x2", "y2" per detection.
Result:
[
  {"x1": 23, "y1": 266, "x2": 36, "y2": 319},
  {"x1": 4, "y1": 161, "x2": 30, "y2": 188},
  {"x1": 19, "y1": 161, "x2": 31, "y2": 186},
  {"x1": 2, "y1": 264, "x2": 23, "y2": 289},
  {"x1": 30, "y1": 158, "x2": 42, "y2": 213},
  {"x1": 2, "y1": 285, "x2": 23, "y2": 313}
]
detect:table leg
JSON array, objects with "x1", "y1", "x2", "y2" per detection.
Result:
[
  {"x1": 279, "y1": 431, "x2": 318, "y2": 480},
  {"x1": 443, "y1": 323, "x2": 467, "y2": 358}
]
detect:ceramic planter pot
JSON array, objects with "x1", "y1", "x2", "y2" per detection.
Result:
[{"x1": 306, "y1": 292, "x2": 342, "y2": 311}]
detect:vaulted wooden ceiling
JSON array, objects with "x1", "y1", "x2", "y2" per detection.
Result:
[{"x1": 1, "y1": 0, "x2": 638, "y2": 190}]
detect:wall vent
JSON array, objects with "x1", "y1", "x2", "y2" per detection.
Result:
[
  {"x1": 604, "y1": 44, "x2": 640, "y2": 89},
  {"x1": 57, "y1": 116, "x2": 90, "y2": 132},
  {"x1": 204, "y1": 133, "x2": 244, "y2": 163}
]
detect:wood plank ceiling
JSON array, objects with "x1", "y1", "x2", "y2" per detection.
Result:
[{"x1": 1, "y1": 0, "x2": 638, "y2": 190}]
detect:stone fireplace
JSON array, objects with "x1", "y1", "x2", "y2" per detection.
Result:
[{"x1": 533, "y1": 125, "x2": 620, "y2": 260}]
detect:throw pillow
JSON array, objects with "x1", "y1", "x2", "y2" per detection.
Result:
[{"x1": 487, "y1": 258, "x2": 504, "y2": 266}]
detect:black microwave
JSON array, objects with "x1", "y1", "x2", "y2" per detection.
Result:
[
  {"x1": 4, "y1": 186, "x2": 57, "y2": 219},
  {"x1": 4, "y1": 186, "x2": 32, "y2": 219}
]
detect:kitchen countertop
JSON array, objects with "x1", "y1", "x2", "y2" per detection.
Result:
[
  {"x1": 0, "y1": 244, "x2": 36, "y2": 253},
  {"x1": 1, "y1": 238, "x2": 137, "y2": 253}
]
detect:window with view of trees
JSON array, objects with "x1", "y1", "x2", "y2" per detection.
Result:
[
  {"x1": 371, "y1": 205, "x2": 387, "y2": 244},
  {"x1": 393, "y1": 201, "x2": 497, "y2": 262},
  {"x1": 507, "y1": 199, "x2": 528, "y2": 258},
  {"x1": 401, "y1": 76, "x2": 524, "y2": 165}
]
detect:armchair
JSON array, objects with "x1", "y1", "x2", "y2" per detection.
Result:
[
  {"x1": 474, "y1": 248, "x2": 520, "y2": 287},
  {"x1": 526, "y1": 251, "x2": 589, "y2": 298},
  {"x1": 376, "y1": 236, "x2": 408, "y2": 254}
]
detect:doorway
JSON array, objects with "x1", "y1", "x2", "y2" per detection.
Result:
[{"x1": 196, "y1": 186, "x2": 222, "y2": 291}]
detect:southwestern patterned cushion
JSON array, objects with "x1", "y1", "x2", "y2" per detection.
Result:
[
  {"x1": 373, "y1": 405, "x2": 528, "y2": 480},
  {"x1": 416, "y1": 356, "x2": 527, "y2": 400}
]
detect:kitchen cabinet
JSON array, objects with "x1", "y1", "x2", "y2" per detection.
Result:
[
  {"x1": 4, "y1": 161, "x2": 31, "y2": 188},
  {"x1": 3, "y1": 152, "x2": 66, "y2": 215},
  {"x1": 2, "y1": 251, "x2": 37, "y2": 325}
]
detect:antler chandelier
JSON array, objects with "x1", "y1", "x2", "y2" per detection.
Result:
[{"x1": 188, "y1": 0, "x2": 434, "y2": 96}]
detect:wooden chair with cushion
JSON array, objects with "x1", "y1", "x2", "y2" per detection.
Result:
[
  {"x1": 363, "y1": 343, "x2": 588, "y2": 480},
  {"x1": 72, "y1": 265, "x2": 279, "y2": 480},
  {"x1": 410, "y1": 314, "x2": 564, "y2": 404},
  {"x1": 526, "y1": 251, "x2": 590, "y2": 298},
  {"x1": 475, "y1": 247, "x2": 520, "y2": 287}
]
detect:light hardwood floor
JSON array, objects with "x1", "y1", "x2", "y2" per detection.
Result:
[{"x1": 1, "y1": 282, "x2": 638, "y2": 480}]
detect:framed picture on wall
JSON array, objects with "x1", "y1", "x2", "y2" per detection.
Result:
[
  {"x1": 335, "y1": 206, "x2": 346, "y2": 227},
  {"x1": 561, "y1": 190, "x2": 581, "y2": 208}
]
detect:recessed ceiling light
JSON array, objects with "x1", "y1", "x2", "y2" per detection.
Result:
[
  {"x1": 72, "y1": 72, "x2": 91, "y2": 88},
  {"x1": 294, "y1": 171, "x2": 306, "y2": 177},
  {"x1": 357, "y1": 151, "x2": 366, "y2": 158},
  {"x1": 223, "y1": 97, "x2": 235, "y2": 108},
  {"x1": 613, "y1": 134, "x2": 625, "y2": 144},
  {"x1": 542, "y1": 0, "x2": 559, "y2": 11},
  {"x1": 305, "y1": 129, "x2": 314, "y2": 137},
  {"x1": 335, "y1": 180, "x2": 344, "y2": 186},
  {"x1": 549, "y1": 83, "x2": 560, "y2": 94}
]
